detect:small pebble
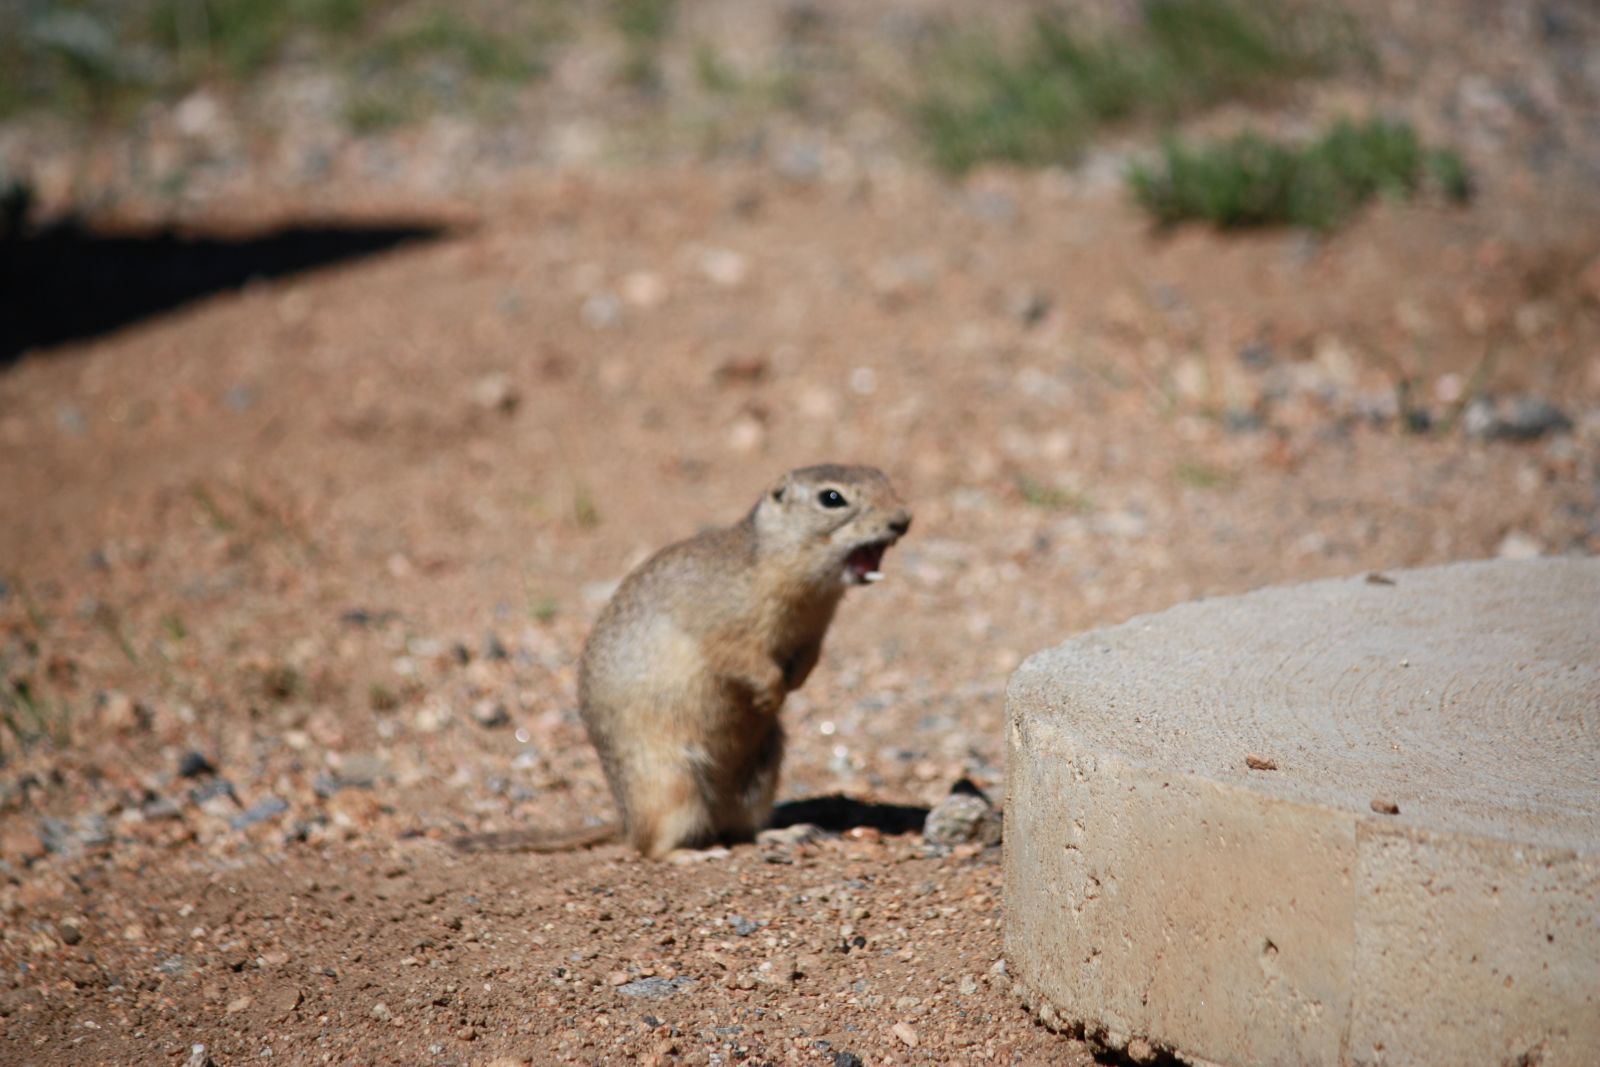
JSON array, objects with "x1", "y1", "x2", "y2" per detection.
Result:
[
  {"x1": 1496, "y1": 530, "x2": 1543, "y2": 560},
  {"x1": 57, "y1": 404, "x2": 87, "y2": 435},
  {"x1": 142, "y1": 795, "x2": 183, "y2": 820},
  {"x1": 470, "y1": 374, "x2": 520, "y2": 414},
  {"x1": 773, "y1": 142, "x2": 823, "y2": 183},
  {"x1": 222, "y1": 384, "x2": 258, "y2": 411},
  {"x1": 581, "y1": 292, "x2": 623, "y2": 330},
  {"x1": 620, "y1": 270, "x2": 667, "y2": 308},
  {"x1": 697, "y1": 247, "x2": 749, "y2": 287},
  {"x1": 470, "y1": 700, "x2": 510, "y2": 728},
  {"x1": 178, "y1": 751, "x2": 216, "y2": 778},
  {"x1": 756, "y1": 823, "x2": 823, "y2": 848},
  {"x1": 230, "y1": 796, "x2": 290, "y2": 831},
  {"x1": 1005, "y1": 286, "x2": 1051, "y2": 327},
  {"x1": 1126, "y1": 1036, "x2": 1158, "y2": 1063}
]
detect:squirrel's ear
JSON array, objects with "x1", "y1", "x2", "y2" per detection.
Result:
[{"x1": 770, "y1": 470, "x2": 800, "y2": 504}]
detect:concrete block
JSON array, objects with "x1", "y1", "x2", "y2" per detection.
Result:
[{"x1": 1005, "y1": 559, "x2": 1600, "y2": 1067}]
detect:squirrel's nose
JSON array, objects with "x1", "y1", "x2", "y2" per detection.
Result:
[{"x1": 888, "y1": 512, "x2": 912, "y2": 538}]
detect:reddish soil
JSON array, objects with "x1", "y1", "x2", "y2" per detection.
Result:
[{"x1": 2, "y1": 18, "x2": 1600, "y2": 1062}]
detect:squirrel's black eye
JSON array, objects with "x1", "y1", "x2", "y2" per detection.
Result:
[{"x1": 818, "y1": 488, "x2": 848, "y2": 509}]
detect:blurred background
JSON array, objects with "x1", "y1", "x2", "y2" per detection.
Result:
[{"x1": 0, "y1": 4, "x2": 1598, "y2": 1058}]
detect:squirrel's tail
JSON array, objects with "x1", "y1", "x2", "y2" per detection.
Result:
[{"x1": 451, "y1": 822, "x2": 618, "y2": 854}]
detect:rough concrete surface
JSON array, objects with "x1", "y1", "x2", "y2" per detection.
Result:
[{"x1": 1004, "y1": 558, "x2": 1600, "y2": 1067}]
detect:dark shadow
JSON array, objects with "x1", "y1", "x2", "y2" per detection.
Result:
[
  {"x1": 770, "y1": 794, "x2": 930, "y2": 836},
  {"x1": 1091, "y1": 1045, "x2": 1185, "y2": 1067},
  {"x1": 0, "y1": 214, "x2": 450, "y2": 363}
]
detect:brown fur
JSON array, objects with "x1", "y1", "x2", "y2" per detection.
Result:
[{"x1": 453, "y1": 465, "x2": 910, "y2": 859}]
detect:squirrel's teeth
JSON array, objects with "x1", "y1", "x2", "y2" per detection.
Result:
[{"x1": 862, "y1": 571, "x2": 884, "y2": 583}]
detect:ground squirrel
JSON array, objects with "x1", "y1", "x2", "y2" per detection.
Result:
[{"x1": 455, "y1": 464, "x2": 911, "y2": 859}]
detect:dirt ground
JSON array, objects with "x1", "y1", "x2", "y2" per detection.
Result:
[{"x1": 3, "y1": 6, "x2": 1600, "y2": 1066}]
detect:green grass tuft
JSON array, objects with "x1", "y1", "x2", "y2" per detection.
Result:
[
  {"x1": 364, "y1": 10, "x2": 544, "y2": 83},
  {"x1": 1127, "y1": 118, "x2": 1472, "y2": 231},
  {"x1": 572, "y1": 485, "x2": 601, "y2": 530},
  {"x1": 1173, "y1": 459, "x2": 1232, "y2": 489},
  {"x1": 1, "y1": 1, "x2": 556, "y2": 130},
  {"x1": 1, "y1": 676, "x2": 73, "y2": 749},
  {"x1": 148, "y1": 0, "x2": 394, "y2": 81},
  {"x1": 343, "y1": 89, "x2": 413, "y2": 135},
  {"x1": 915, "y1": 0, "x2": 1347, "y2": 174},
  {"x1": 341, "y1": 8, "x2": 558, "y2": 132},
  {"x1": 1016, "y1": 477, "x2": 1093, "y2": 513},
  {"x1": 613, "y1": 0, "x2": 676, "y2": 90}
]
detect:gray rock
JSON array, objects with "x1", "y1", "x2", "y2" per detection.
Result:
[
  {"x1": 75, "y1": 814, "x2": 111, "y2": 849},
  {"x1": 923, "y1": 779, "x2": 1003, "y2": 848},
  {"x1": 773, "y1": 141, "x2": 823, "y2": 183},
  {"x1": 331, "y1": 753, "x2": 388, "y2": 788},
  {"x1": 1223, "y1": 409, "x2": 1266, "y2": 434},
  {"x1": 756, "y1": 822, "x2": 825, "y2": 848},
  {"x1": 230, "y1": 796, "x2": 289, "y2": 830},
  {"x1": 339, "y1": 608, "x2": 398, "y2": 628},
  {"x1": 37, "y1": 817, "x2": 71, "y2": 854},
  {"x1": 178, "y1": 751, "x2": 216, "y2": 778},
  {"x1": 1461, "y1": 397, "x2": 1499, "y2": 439},
  {"x1": 1238, "y1": 341, "x2": 1275, "y2": 368},
  {"x1": 1498, "y1": 395, "x2": 1572, "y2": 440},
  {"x1": 616, "y1": 976, "x2": 693, "y2": 999},
  {"x1": 143, "y1": 794, "x2": 184, "y2": 821},
  {"x1": 1464, "y1": 394, "x2": 1572, "y2": 441},
  {"x1": 222, "y1": 384, "x2": 258, "y2": 411},
  {"x1": 56, "y1": 404, "x2": 86, "y2": 436},
  {"x1": 190, "y1": 779, "x2": 237, "y2": 806}
]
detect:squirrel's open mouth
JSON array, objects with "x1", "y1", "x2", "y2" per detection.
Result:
[{"x1": 845, "y1": 540, "x2": 893, "y2": 585}]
